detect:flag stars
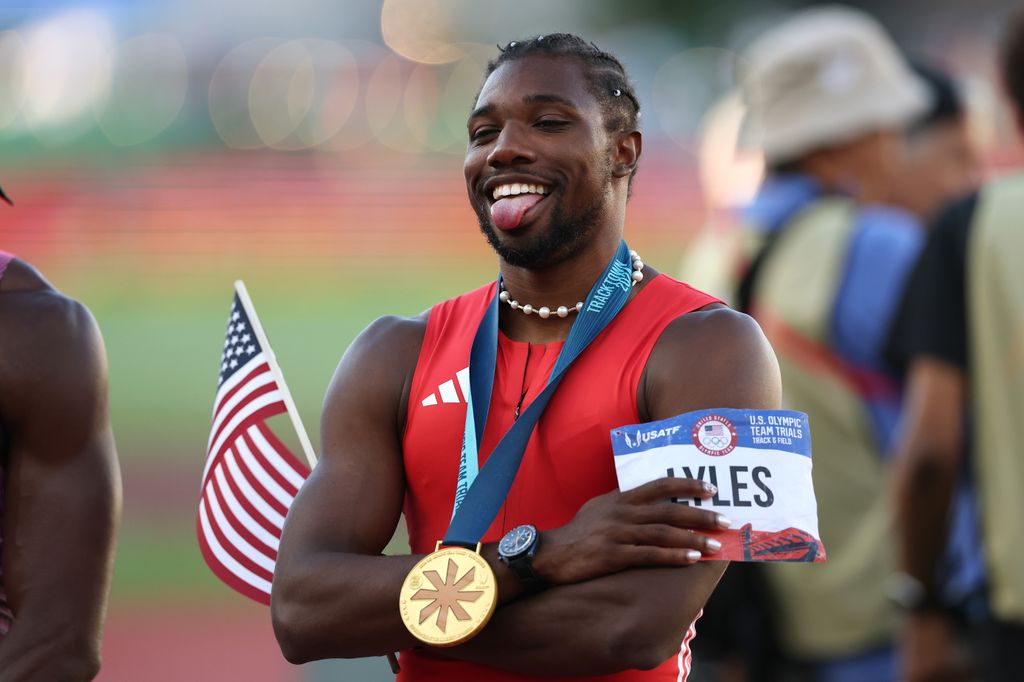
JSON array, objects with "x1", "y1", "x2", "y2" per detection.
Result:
[{"x1": 216, "y1": 297, "x2": 264, "y2": 387}]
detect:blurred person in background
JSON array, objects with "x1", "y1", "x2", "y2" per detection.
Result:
[
  {"x1": 0, "y1": 238, "x2": 121, "y2": 679},
  {"x1": 693, "y1": 51, "x2": 982, "y2": 682},
  {"x1": 734, "y1": 6, "x2": 932, "y2": 681},
  {"x1": 886, "y1": 10, "x2": 1024, "y2": 682},
  {"x1": 893, "y1": 61, "x2": 980, "y2": 223}
]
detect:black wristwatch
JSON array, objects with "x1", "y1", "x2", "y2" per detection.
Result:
[{"x1": 497, "y1": 524, "x2": 547, "y2": 595}]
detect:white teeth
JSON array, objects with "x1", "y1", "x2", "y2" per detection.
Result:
[{"x1": 491, "y1": 183, "x2": 550, "y2": 200}]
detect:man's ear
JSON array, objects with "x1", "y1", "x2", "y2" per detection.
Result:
[{"x1": 611, "y1": 130, "x2": 642, "y2": 179}]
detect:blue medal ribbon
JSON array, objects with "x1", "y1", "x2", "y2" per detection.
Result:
[{"x1": 445, "y1": 240, "x2": 636, "y2": 548}]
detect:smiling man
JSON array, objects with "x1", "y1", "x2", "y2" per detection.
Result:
[{"x1": 272, "y1": 34, "x2": 780, "y2": 681}]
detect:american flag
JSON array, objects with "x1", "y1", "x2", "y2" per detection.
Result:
[
  {"x1": 196, "y1": 286, "x2": 312, "y2": 605},
  {"x1": 704, "y1": 423, "x2": 724, "y2": 437}
]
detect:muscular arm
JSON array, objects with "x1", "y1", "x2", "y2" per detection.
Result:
[
  {"x1": 272, "y1": 315, "x2": 426, "y2": 660},
  {"x1": 0, "y1": 264, "x2": 121, "y2": 681},
  {"x1": 274, "y1": 305, "x2": 782, "y2": 675}
]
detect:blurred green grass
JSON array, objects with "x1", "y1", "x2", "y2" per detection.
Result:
[{"x1": 88, "y1": 258, "x2": 495, "y2": 453}]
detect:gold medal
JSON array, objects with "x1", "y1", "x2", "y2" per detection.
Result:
[{"x1": 399, "y1": 542, "x2": 498, "y2": 647}]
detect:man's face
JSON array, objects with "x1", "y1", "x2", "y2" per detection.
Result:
[
  {"x1": 898, "y1": 119, "x2": 979, "y2": 221},
  {"x1": 464, "y1": 55, "x2": 617, "y2": 269}
]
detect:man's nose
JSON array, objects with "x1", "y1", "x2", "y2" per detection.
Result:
[{"x1": 487, "y1": 123, "x2": 536, "y2": 168}]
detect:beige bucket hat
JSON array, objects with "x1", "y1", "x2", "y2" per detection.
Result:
[{"x1": 741, "y1": 5, "x2": 930, "y2": 164}]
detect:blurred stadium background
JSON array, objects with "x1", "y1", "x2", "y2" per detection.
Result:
[{"x1": 0, "y1": 0, "x2": 1020, "y2": 679}]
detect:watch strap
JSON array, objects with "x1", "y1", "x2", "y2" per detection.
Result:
[
  {"x1": 504, "y1": 550, "x2": 547, "y2": 595},
  {"x1": 498, "y1": 529, "x2": 547, "y2": 596}
]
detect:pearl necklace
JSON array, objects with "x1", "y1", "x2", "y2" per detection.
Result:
[{"x1": 498, "y1": 250, "x2": 645, "y2": 319}]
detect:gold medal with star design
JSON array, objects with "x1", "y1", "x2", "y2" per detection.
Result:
[{"x1": 399, "y1": 543, "x2": 497, "y2": 647}]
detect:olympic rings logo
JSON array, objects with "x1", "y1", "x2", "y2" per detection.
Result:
[{"x1": 692, "y1": 415, "x2": 737, "y2": 457}]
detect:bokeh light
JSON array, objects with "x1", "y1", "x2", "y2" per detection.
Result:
[
  {"x1": 209, "y1": 37, "x2": 284, "y2": 150},
  {"x1": 248, "y1": 39, "x2": 360, "y2": 151},
  {"x1": 319, "y1": 39, "x2": 387, "y2": 153},
  {"x1": 380, "y1": 0, "x2": 464, "y2": 65},
  {"x1": 17, "y1": 9, "x2": 115, "y2": 142},
  {"x1": 366, "y1": 53, "x2": 425, "y2": 154},
  {"x1": 97, "y1": 34, "x2": 189, "y2": 147}
]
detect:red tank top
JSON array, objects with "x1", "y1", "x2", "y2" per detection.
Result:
[
  {"x1": 400, "y1": 274, "x2": 719, "y2": 682},
  {"x1": 0, "y1": 250, "x2": 14, "y2": 638}
]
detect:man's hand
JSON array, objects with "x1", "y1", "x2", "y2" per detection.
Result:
[
  {"x1": 902, "y1": 612, "x2": 972, "y2": 682},
  {"x1": 534, "y1": 476, "x2": 730, "y2": 585}
]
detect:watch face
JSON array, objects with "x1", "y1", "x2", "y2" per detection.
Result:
[{"x1": 499, "y1": 525, "x2": 536, "y2": 558}]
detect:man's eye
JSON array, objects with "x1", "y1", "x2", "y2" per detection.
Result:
[
  {"x1": 535, "y1": 119, "x2": 569, "y2": 130},
  {"x1": 471, "y1": 127, "x2": 498, "y2": 142}
]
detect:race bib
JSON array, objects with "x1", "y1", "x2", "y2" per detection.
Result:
[{"x1": 611, "y1": 408, "x2": 826, "y2": 563}]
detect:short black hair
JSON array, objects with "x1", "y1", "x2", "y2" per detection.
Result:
[
  {"x1": 485, "y1": 33, "x2": 640, "y2": 135},
  {"x1": 1002, "y1": 10, "x2": 1024, "y2": 116},
  {"x1": 908, "y1": 60, "x2": 965, "y2": 134}
]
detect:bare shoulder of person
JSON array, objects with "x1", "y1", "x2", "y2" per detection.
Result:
[
  {"x1": 643, "y1": 304, "x2": 781, "y2": 417},
  {"x1": 319, "y1": 311, "x2": 430, "y2": 461},
  {"x1": 0, "y1": 258, "x2": 101, "y2": 349},
  {"x1": 0, "y1": 258, "x2": 108, "y2": 455},
  {"x1": 0, "y1": 257, "x2": 55, "y2": 294}
]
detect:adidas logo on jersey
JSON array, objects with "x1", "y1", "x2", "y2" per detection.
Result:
[{"x1": 421, "y1": 367, "x2": 470, "y2": 407}]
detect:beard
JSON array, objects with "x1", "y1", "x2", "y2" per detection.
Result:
[{"x1": 473, "y1": 166, "x2": 612, "y2": 269}]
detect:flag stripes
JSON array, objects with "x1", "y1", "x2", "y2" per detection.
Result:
[
  {"x1": 199, "y1": 422, "x2": 309, "y2": 604},
  {"x1": 224, "y1": 449, "x2": 287, "y2": 529},
  {"x1": 198, "y1": 291, "x2": 312, "y2": 605},
  {"x1": 209, "y1": 360, "x2": 276, "y2": 445},
  {"x1": 213, "y1": 465, "x2": 279, "y2": 551}
]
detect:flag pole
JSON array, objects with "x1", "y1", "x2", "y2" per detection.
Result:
[
  {"x1": 233, "y1": 280, "x2": 318, "y2": 469},
  {"x1": 233, "y1": 281, "x2": 400, "y2": 674}
]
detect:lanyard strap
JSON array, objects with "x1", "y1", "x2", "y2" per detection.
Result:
[{"x1": 445, "y1": 240, "x2": 635, "y2": 547}]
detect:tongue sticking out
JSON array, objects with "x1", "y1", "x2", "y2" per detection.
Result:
[{"x1": 490, "y1": 194, "x2": 544, "y2": 231}]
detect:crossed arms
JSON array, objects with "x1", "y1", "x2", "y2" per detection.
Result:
[{"x1": 272, "y1": 305, "x2": 780, "y2": 675}]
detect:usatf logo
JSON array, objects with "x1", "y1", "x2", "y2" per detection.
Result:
[
  {"x1": 619, "y1": 424, "x2": 682, "y2": 449},
  {"x1": 692, "y1": 415, "x2": 737, "y2": 456}
]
